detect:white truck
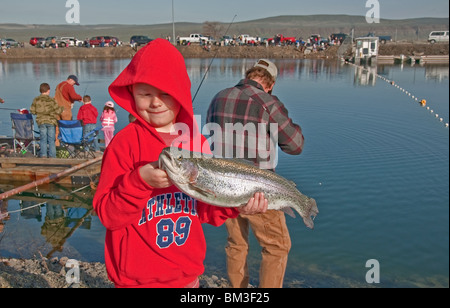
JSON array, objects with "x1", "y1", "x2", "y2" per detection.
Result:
[
  {"x1": 177, "y1": 34, "x2": 209, "y2": 45},
  {"x1": 239, "y1": 34, "x2": 257, "y2": 45}
]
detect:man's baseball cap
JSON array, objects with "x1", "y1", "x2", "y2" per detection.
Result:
[
  {"x1": 68, "y1": 75, "x2": 80, "y2": 86},
  {"x1": 254, "y1": 59, "x2": 278, "y2": 80}
]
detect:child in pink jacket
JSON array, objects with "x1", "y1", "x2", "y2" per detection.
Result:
[{"x1": 100, "y1": 101, "x2": 118, "y2": 147}]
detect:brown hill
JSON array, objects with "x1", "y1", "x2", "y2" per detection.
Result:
[{"x1": 1, "y1": 15, "x2": 448, "y2": 43}]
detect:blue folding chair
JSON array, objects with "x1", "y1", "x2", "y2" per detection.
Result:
[
  {"x1": 58, "y1": 120, "x2": 101, "y2": 159},
  {"x1": 10, "y1": 113, "x2": 38, "y2": 155}
]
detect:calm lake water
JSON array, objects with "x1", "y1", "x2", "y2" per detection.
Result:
[{"x1": 0, "y1": 58, "x2": 448, "y2": 288}]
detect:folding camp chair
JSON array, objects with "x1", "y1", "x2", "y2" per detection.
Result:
[
  {"x1": 58, "y1": 120, "x2": 101, "y2": 159},
  {"x1": 10, "y1": 113, "x2": 38, "y2": 155}
]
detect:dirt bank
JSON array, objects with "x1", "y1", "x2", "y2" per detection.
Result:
[
  {"x1": 378, "y1": 43, "x2": 449, "y2": 56},
  {"x1": 1, "y1": 43, "x2": 447, "y2": 60}
]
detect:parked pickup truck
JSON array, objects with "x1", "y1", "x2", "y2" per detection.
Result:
[
  {"x1": 178, "y1": 34, "x2": 209, "y2": 45},
  {"x1": 268, "y1": 34, "x2": 296, "y2": 45},
  {"x1": 366, "y1": 32, "x2": 392, "y2": 44}
]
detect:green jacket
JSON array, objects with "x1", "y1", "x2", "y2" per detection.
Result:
[{"x1": 30, "y1": 95, "x2": 64, "y2": 125}]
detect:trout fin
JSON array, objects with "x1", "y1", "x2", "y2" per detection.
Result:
[{"x1": 281, "y1": 207, "x2": 296, "y2": 218}]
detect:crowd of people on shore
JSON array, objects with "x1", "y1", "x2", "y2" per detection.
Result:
[{"x1": 181, "y1": 33, "x2": 347, "y2": 55}]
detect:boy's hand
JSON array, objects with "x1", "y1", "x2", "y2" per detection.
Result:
[
  {"x1": 239, "y1": 192, "x2": 268, "y2": 215},
  {"x1": 139, "y1": 162, "x2": 172, "y2": 188}
]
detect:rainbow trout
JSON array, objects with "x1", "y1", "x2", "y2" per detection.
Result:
[{"x1": 159, "y1": 147, "x2": 319, "y2": 229}]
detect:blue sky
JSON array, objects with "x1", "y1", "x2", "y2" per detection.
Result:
[{"x1": 2, "y1": 0, "x2": 449, "y2": 25}]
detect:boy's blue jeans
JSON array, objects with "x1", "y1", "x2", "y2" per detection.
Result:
[
  {"x1": 39, "y1": 124, "x2": 56, "y2": 158},
  {"x1": 83, "y1": 123, "x2": 100, "y2": 151}
]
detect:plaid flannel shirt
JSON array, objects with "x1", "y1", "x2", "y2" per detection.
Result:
[{"x1": 206, "y1": 79, "x2": 304, "y2": 169}]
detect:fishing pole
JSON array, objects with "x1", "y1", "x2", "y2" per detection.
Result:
[
  {"x1": 192, "y1": 14, "x2": 238, "y2": 104},
  {"x1": 0, "y1": 156, "x2": 102, "y2": 200},
  {"x1": 0, "y1": 107, "x2": 20, "y2": 111},
  {"x1": 83, "y1": 83, "x2": 90, "y2": 96}
]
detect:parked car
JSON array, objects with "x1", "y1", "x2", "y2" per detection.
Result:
[
  {"x1": 1, "y1": 38, "x2": 19, "y2": 48},
  {"x1": 29, "y1": 37, "x2": 45, "y2": 46},
  {"x1": 89, "y1": 36, "x2": 120, "y2": 47},
  {"x1": 366, "y1": 32, "x2": 392, "y2": 44},
  {"x1": 130, "y1": 35, "x2": 152, "y2": 47},
  {"x1": 428, "y1": 31, "x2": 449, "y2": 44},
  {"x1": 221, "y1": 35, "x2": 233, "y2": 45},
  {"x1": 61, "y1": 37, "x2": 83, "y2": 47},
  {"x1": 40, "y1": 36, "x2": 70, "y2": 48}
]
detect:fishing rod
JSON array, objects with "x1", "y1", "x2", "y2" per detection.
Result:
[
  {"x1": 192, "y1": 14, "x2": 238, "y2": 103},
  {"x1": 83, "y1": 83, "x2": 90, "y2": 96},
  {"x1": 0, "y1": 107, "x2": 20, "y2": 111},
  {"x1": 0, "y1": 156, "x2": 102, "y2": 200}
]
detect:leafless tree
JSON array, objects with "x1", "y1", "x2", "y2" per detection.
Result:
[{"x1": 203, "y1": 21, "x2": 223, "y2": 39}]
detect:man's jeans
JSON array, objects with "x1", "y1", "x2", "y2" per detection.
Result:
[
  {"x1": 39, "y1": 124, "x2": 56, "y2": 158},
  {"x1": 83, "y1": 123, "x2": 100, "y2": 151}
]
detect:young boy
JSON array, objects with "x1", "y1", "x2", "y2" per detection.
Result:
[
  {"x1": 93, "y1": 39, "x2": 267, "y2": 288},
  {"x1": 30, "y1": 83, "x2": 64, "y2": 158},
  {"x1": 77, "y1": 95, "x2": 100, "y2": 152}
]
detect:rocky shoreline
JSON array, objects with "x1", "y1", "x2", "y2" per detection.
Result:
[
  {"x1": 0, "y1": 256, "x2": 231, "y2": 288},
  {"x1": 1, "y1": 43, "x2": 448, "y2": 61}
]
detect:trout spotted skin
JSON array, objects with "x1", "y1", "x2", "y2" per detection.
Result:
[{"x1": 159, "y1": 147, "x2": 319, "y2": 229}]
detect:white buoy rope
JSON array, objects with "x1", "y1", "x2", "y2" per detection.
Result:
[
  {"x1": 383, "y1": 78, "x2": 448, "y2": 128},
  {"x1": 344, "y1": 60, "x2": 449, "y2": 128}
]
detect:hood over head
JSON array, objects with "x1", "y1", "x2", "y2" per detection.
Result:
[{"x1": 109, "y1": 39, "x2": 200, "y2": 146}]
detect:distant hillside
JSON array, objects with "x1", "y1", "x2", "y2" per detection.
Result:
[{"x1": 1, "y1": 15, "x2": 448, "y2": 43}]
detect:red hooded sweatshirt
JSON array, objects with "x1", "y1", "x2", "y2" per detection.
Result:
[{"x1": 93, "y1": 39, "x2": 239, "y2": 288}]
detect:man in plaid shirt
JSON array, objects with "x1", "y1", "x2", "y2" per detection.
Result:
[{"x1": 206, "y1": 59, "x2": 304, "y2": 288}]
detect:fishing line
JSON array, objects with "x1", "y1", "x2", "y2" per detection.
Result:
[
  {"x1": 192, "y1": 14, "x2": 238, "y2": 104},
  {"x1": 83, "y1": 84, "x2": 90, "y2": 96}
]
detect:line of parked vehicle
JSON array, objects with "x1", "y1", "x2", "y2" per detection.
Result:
[
  {"x1": 2, "y1": 35, "x2": 152, "y2": 49},
  {"x1": 3, "y1": 35, "x2": 155, "y2": 49},
  {"x1": 27, "y1": 36, "x2": 123, "y2": 48},
  {"x1": 2, "y1": 30, "x2": 447, "y2": 49},
  {"x1": 176, "y1": 33, "x2": 350, "y2": 46},
  {"x1": 176, "y1": 31, "x2": 449, "y2": 46}
]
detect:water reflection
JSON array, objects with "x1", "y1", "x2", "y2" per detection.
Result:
[
  {"x1": 0, "y1": 182, "x2": 96, "y2": 259},
  {"x1": 1, "y1": 57, "x2": 360, "y2": 83},
  {"x1": 353, "y1": 65, "x2": 378, "y2": 86},
  {"x1": 0, "y1": 59, "x2": 123, "y2": 80}
]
